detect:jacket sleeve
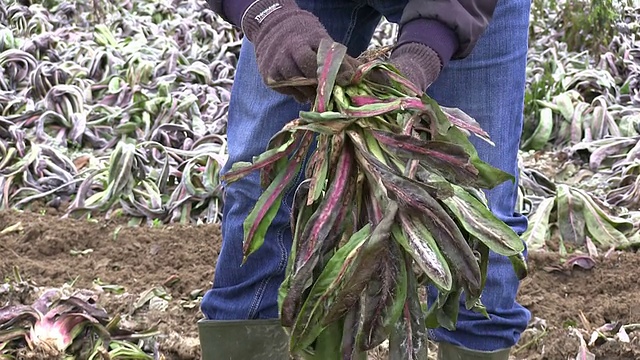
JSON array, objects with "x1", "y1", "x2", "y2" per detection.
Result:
[
  {"x1": 205, "y1": 0, "x2": 255, "y2": 28},
  {"x1": 400, "y1": 0, "x2": 499, "y2": 59},
  {"x1": 206, "y1": 0, "x2": 224, "y2": 18}
]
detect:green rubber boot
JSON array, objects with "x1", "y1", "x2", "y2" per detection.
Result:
[
  {"x1": 198, "y1": 319, "x2": 291, "y2": 360},
  {"x1": 438, "y1": 342, "x2": 511, "y2": 360}
]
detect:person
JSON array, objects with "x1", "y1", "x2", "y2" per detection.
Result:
[{"x1": 198, "y1": 0, "x2": 532, "y2": 359}]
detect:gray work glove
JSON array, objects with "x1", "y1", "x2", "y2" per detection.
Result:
[
  {"x1": 242, "y1": 0, "x2": 360, "y2": 103},
  {"x1": 389, "y1": 42, "x2": 442, "y2": 92}
]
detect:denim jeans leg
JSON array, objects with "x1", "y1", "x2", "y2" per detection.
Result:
[
  {"x1": 423, "y1": 0, "x2": 533, "y2": 351},
  {"x1": 200, "y1": 1, "x2": 385, "y2": 321},
  {"x1": 368, "y1": 0, "x2": 533, "y2": 351}
]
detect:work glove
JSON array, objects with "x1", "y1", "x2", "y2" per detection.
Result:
[
  {"x1": 241, "y1": 0, "x2": 360, "y2": 103},
  {"x1": 388, "y1": 42, "x2": 442, "y2": 92}
]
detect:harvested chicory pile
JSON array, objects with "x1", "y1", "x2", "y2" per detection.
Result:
[{"x1": 223, "y1": 40, "x2": 528, "y2": 359}]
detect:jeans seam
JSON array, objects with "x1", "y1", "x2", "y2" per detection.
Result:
[{"x1": 341, "y1": 2, "x2": 365, "y2": 46}]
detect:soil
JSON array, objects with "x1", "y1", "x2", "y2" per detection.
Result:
[
  {"x1": 0, "y1": 206, "x2": 220, "y2": 359},
  {"x1": 516, "y1": 251, "x2": 640, "y2": 360},
  {"x1": 1, "y1": 207, "x2": 638, "y2": 360}
]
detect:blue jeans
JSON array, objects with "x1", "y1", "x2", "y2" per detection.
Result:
[{"x1": 201, "y1": 0, "x2": 532, "y2": 352}]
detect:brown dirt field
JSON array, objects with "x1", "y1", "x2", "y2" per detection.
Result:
[
  {"x1": 0, "y1": 207, "x2": 220, "y2": 359},
  {"x1": 515, "y1": 251, "x2": 640, "y2": 359},
  {"x1": 1, "y1": 207, "x2": 638, "y2": 359}
]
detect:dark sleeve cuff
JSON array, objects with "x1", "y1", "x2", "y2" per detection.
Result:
[
  {"x1": 396, "y1": 18, "x2": 459, "y2": 68},
  {"x1": 221, "y1": 0, "x2": 255, "y2": 27}
]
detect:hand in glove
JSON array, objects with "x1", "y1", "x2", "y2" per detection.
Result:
[
  {"x1": 242, "y1": 0, "x2": 360, "y2": 103},
  {"x1": 370, "y1": 18, "x2": 458, "y2": 93},
  {"x1": 389, "y1": 42, "x2": 442, "y2": 92}
]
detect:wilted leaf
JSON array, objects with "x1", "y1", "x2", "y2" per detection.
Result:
[
  {"x1": 574, "y1": 188, "x2": 635, "y2": 234},
  {"x1": 523, "y1": 107, "x2": 554, "y2": 150},
  {"x1": 556, "y1": 185, "x2": 587, "y2": 245},
  {"x1": 580, "y1": 193, "x2": 630, "y2": 247},
  {"x1": 573, "y1": 328, "x2": 596, "y2": 360},
  {"x1": 358, "y1": 240, "x2": 406, "y2": 351},
  {"x1": 555, "y1": 92, "x2": 576, "y2": 121},
  {"x1": 618, "y1": 114, "x2": 640, "y2": 137},
  {"x1": 322, "y1": 201, "x2": 398, "y2": 325},
  {"x1": 588, "y1": 137, "x2": 639, "y2": 170},
  {"x1": 0, "y1": 222, "x2": 23, "y2": 235},
  {"x1": 564, "y1": 255, "x2": 596, "y2": 270},
  {"x1": 521, "y1": 197, "x2": 555, "y2": 250}
]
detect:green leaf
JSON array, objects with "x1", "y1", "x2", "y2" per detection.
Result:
[
  {"x1": 280, "y1": 146, "x2": 355, "y2": 327},
  {"x1": 322, "y1": 201, "x2": 398, "y2": 325},
  {"x1": 574, "y1": 188, "x2": 635, "y2": 234},
  {"x1": 314, "y1": 320, "x2": 343, "y2": 360},
  {"x1": 618, "y1": 114, "x2": 640, "y2": 137},
  {"x1": 366, "y1": 154, "x2": 481, "y2": 295},
  {"x1": 295, "y1": 143, "x2": 354, "y2": 267},
  {"x1": 431, "y1": 120, "x2": 514, "y2": 189},
  {"x1": 371, "y1": 63, "x2": 422, "y2": 96},
  {"x1": 442, "y1": 184, "x2": 524, "y2": 256},
  {"x1": 395, "y1": 214, "x2": 452, "y2": 292},
  {"x1": 289, "y1": 225, "x2": 372, "y2": 353},
  {"x1": 315, "y1": 39, "x2": 348, "y2": 112},
  {"x1": 556, "y1": 185, "x2": 587, "y2": 245},
  {"x1": 590, "y1": 105, "x2": 607, "y2": 140},
  {"x1": 435, "y1": 287, "x2": 462, "y2": 331},
  {"x1": 476, "y1": 238, "x2": 490, "y2": 288},
  {"x1": 340, "y1": 302, "x2": 367, "y2": 360},
  {"x1": 388, "y1": 253, "x2": 428, "y2": 360},
  {"x1": 579, "y1": 192, "x2": 631, "y2": 247},
  {"x1": 306, "y1": 135, "x2": 330, "y2": 205},
  {"x1": 241, "y1": 156, "x2": 300, "y2": 262},
  {"x1": 570, "y1": 102, "x2": 589, "y2": 144},
  {"x1": 299, "y1": 110, "x2": 352, "y2": 122},
  {"x1": 370, "y1": 129, "x2": 483, "y2": 186},
  {"x1": 288, "y1": 120, "x2": 356, "y2": 136},
  {"x1": 521, "y1": 197, "x2": 555, "y2": 250},
  {"x1": 279, "y1": 180, "x2": 316, "y2": 315},
  {"x1": 358, "y1": 239, "x2": 406, "y2": 351},
  {"x1": 523, "y1": 107, "x2": 554, "y2": 150},
  {"x1": 508, "y1": 252, "x2": 529, "y2": 281},
  {"x1": 223, "y1": 130, "x2": 300, "y2": 184},
  {"x1": 554, "y1": 92, "x2": 575, "y2": 121},
  {"x1": 344, "y1": 99, "x2": 404, "y2": 118},
  {"x1": 440, "y1": 106, "x2": 494, "y2": 146}
]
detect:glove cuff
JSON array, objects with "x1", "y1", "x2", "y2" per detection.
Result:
[
  {"x1": 391, "y1": 42, "x2": 442, "y2": 89},
  {"x1": 396, "y1": 18, "x2": 458, "y2": 68},
  {"x1": 241, "y1": 0, "x2": 299, "y2": 41}
]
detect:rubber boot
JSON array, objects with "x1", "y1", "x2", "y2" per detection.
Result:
[
  {"x1": 198, "y1": 319, "x2": 291, "y2": 360},
  {"x1": 438, "y1": 342, "x2": 511, "y2": 360}
]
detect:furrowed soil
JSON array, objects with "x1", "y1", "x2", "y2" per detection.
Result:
[{"x1": 1, "y1": 207, "x2": 638, "y2": 360}]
